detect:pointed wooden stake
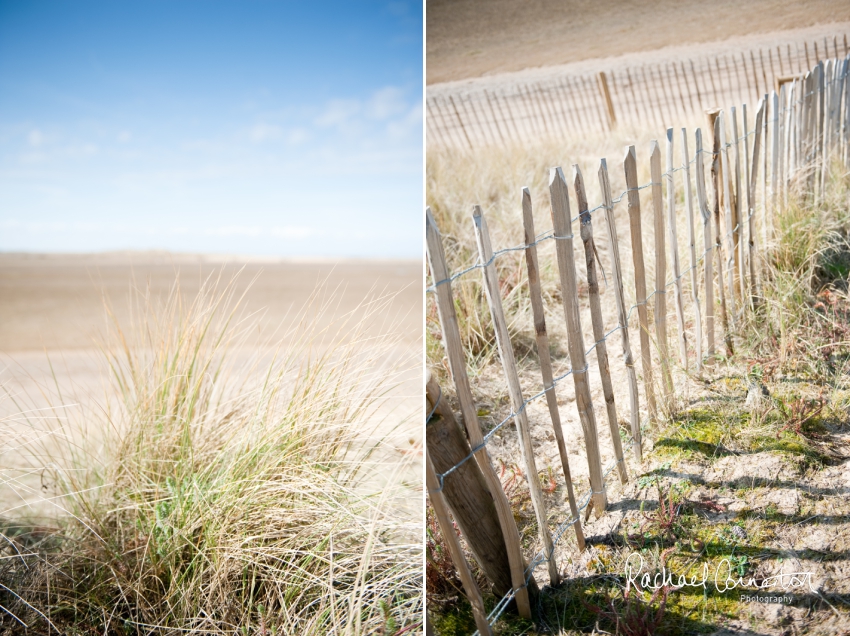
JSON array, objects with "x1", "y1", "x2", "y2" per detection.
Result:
[
  {"x1": 425, "y1": 208, "x2": 533, "y2": 618},
  {"x1": 521, "y1": 187, "x2": 586, "y2": 551},
  {"x1": 574, "y1": 165, "x2": 628, "y2": 484},
  {"x1": 681, "y1": 128, "x2": 703, "y2": 371},
  {"x1": 426, "y1": 450, "x2": 493, "y2": 636},
  {"x1": 473, "y1": 206, "x2": 560, "y2": 585},
  {"x1": 666, "y1": 128, "x2": 688, "y2": 370},
  {"x1": 548, "y1": 167, "x2": 608, "y2": 516},
  {"x1": 598, "y1": 158, "x2": 642, "y2": 462},
  {"x1": 749, "y1": 99, "x2": 765, "y2": 307},
  {"x1": 650, "y1": 140, "x2": 674, "y2": 400},
  {"x1": 624, "y1": 146, "x2": 658, "y2": 423},
  {"x1": 695, "y1": 128, "x2": 715, "y2": 360}
]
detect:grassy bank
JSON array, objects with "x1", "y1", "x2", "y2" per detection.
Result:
[{"x1": 1, "y1": 274, "x2": 422, "y2": 634}]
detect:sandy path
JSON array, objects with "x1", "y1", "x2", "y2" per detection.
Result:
[
  {"x1": 427, "y1": 0, "x2": 850, "y2": 84},
  {"x1": 0, "y1": 253, "x2": 422, "y2": 517}
]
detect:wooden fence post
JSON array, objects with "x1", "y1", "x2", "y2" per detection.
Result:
[
  {"x1": 681, "y1": 128, "x2": 703, "y2": 370},
  {"x1": 521, "y1": 188, "x2": 586, "y2": 551},
  {"x1": 666, "y1": 129, "x2": 688, "y2": 369},
  {"x1": 777, "y1": 84, "x2": 786, "y2": 204},
  {"x1": 425, "y1": 209, "x2": 533, "y2": 618},
  {"x1": 549, "y1": 167, "x2": 608, "y2": 516},
  {"x1": 770, "y1": 90, "x2": 780, "y2": 240},
  {"x1": 426, "y1": 373, "x2": 517, "y2": 599},
  {"x1": 742, "y1": 103, "x2": 751, "y2": 308},
  {"x1": 574, "y1": 166, "x2": 628, "y2": 484},
  {"x1": 731, "y1": 106, "x2": 746, "y2": 303},
  {"x1": 598, "y1": 71, "x2": 617, "y2": 129},
  {"x1": 650, "y1": 141, "x2": 674, "y2": 400},
  {"x1": 718, "y1": 112, "x2": 738, "y2": 328},
  {"x1": 426, "y1": 450, "x2": 493, "y2": 636},
  {"x1": 624, "y1": 147, "x2": 658, "y2": 422},
  {"x1": 709, "y1": 112, "x2": 734, "y2": 356},
  {"x1": 816, "y1": 59, "x2": 823, "y2": 187},
  {"x1": 695, "y1": 128, "x2": 715, "y2": 361},
  {"x1": 449, "y1": 95, "x2": 473, "y2": 150},
  {"x1": 599, "y1": 159, "x2": 643, "y2": 462},
  {"x1": 473, "y1": 206, "x2": 560, "y2": 586},
  {"x1": 749, "y1": 99, "x2": 765, "y2": 306}
]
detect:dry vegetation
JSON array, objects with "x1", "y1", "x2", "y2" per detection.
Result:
[
  {"x1": 0, "y1": 273, "x2": 422, "y2": 634},
  {"x1": 425, "y1": 127, "x2": 850, "y2": 634}
]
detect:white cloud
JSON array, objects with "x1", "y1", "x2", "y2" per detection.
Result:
[
  {"x1": 249, "y1": 123, "x2": 282, "y2": 142},
  {"x1": 28, "y1": 129, "x2": 44, "y2": 146},
  {"x1": 287, "y1": 127, "x2": 310, "y2": 145},
  {"x1": 366, "y1": 86, "x2": 407, "y2": 121},
  {"x1": 117, "y1": 130, "x2": 132, "y2": 143},
  {"x1": 315, "y1": 99, "x2": 361, "y2": 129}
]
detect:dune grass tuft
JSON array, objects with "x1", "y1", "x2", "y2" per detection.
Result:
[{"x1": 0, "y1": 272, "x2": 422, "y2": 634}]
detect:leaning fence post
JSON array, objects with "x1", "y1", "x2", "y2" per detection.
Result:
[
  {"x1": 425, "y1": 208, "x2": 533, "y2": 618},
  {"x1": 426, "y1": 450, "x2": 493, "y2": 636},
  {"x1": 710, "y1": 113, "x2": 734, "y2": 356},
  {"x1": 426, "y1": 373, "x2": 517, "y2": 598},
  {"x1": 549, "y1": 167, "x2": 608, "y2": 516},
  {"x1": 694, "y1": 128, "x2": 715, "y2": 361},
  {"x1": 624, "y1": 147, "x2": 658, "y2": 422},
  {"x1": 666, "y1": 129, "x2": 688, "y2": 370},
  {"x1": 650, "y1": 141, "x2": 674, "y2": 401},
  {"x1": 521, "y1": 188, "x2": 586, "y2": 551},
  {"x1": 718, "y1": 112, "x2": 739, "y2": 329},
  {"x1": 742, "y1": 103, "x2": 752, "y2": 310},
  {"x1": 599, "y1": 159, "x2": 642, "y2": 462},
  {"x1": 574, "y1": 166, "x2": 628, "y2": 485},
  {"x1": 473, "y1": 206, "x2": 560, "y2": 586},
  {"x1": 749, "y1": 99, "x2": 765, "y2": 306},
  {"x1": 731, "y1": 106, "x2": 746, "y2": 303},
  {"x1": 681, "y1": 129, "x2": 703, "y2": 371},
  {"x1": 598, "y1": 71, "x2": 617, "y2": 129}
]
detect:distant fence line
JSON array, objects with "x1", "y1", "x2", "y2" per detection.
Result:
[
  {"x1": 427, "y1": 34, "x2": 850, "y2": 148},
  {"x1": 425, "y1": 52, "x2": 849, "y2": 635}
]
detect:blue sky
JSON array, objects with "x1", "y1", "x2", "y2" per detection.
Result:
[{"x1": 0, "y1": 1, "x2": 422, "y2": 257}]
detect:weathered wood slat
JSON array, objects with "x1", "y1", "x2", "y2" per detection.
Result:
[
  {"x1": 425, "y1": 208, "x2": 533, "y2": 617},
  {"x1": 749, "y1": 99, "x2": 766, "y2": 306},
  {"x1": 666, "y1": 129, "x2": 688, "y2": 370},
  {"x1": 695, "y1": 128, "x2": 715, "y2": 360},
  {"x1": 731, "y1": 106, "x2": 746, "y2": 303},
  {"x1": 624, "y1": 147, "x2": 658, "y2": 422},
  {"x1": 574, "y1": 166, "x2": 628, "y2": 484},
  {"x1": 521, "y1": 188, "x2": 586, "y2": 551},
  {"x1": 598, "y1": 159, "x2": 642, "y2": 461},
  {"x1": 718, "y1": 111, "x2": 738, "y2": 329},
  {"x1": 681, "y1": 128, "x2": 703, "y2": 370},
  {"x1": 549, "y1": 167, "x2": 608, "y2": 516},
  {"x1": 426, "y1": 374, "x2": 516, "y2": 598},
  {"x1": 473, "y1": 206, "x2": 560, "y2": 585},
  {"x1": 650, "y1": 141, "x2": 674, "y2": 400},
  {"x1": 709, "y1": 112, "x2": 734, "y2": 356},
  {"x1": 426, "y1": 450, "x2": 493, "y2": 636}
]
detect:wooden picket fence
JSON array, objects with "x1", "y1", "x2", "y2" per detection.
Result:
[
  {"x1": 425, "y1": 53, "x2": 850, "y2": 635},
  {"x1": 427, "y1": 34, "x2": 850, "y2": 149}
]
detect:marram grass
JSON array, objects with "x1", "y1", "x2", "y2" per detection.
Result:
[{"x1": 0, "y1": 272, "x2": 422, "y2": 634}]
